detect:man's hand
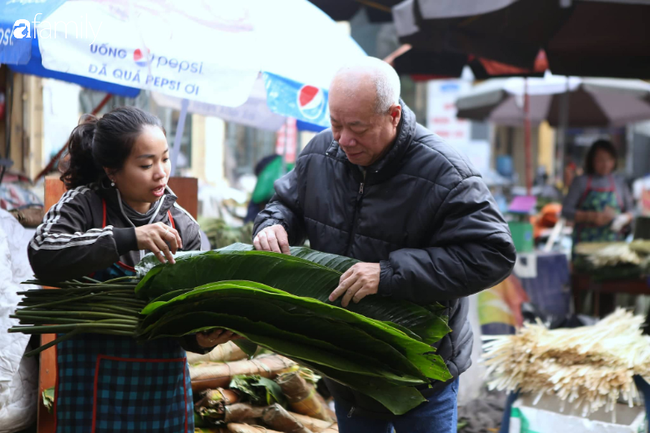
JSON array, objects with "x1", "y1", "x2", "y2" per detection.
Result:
[
  {"x1": 329, "y1": 263, "x2": 380, "y2": 308},
  {"x1": 253, "y1": 224, "x2": 291, "y2": 255},
  {"x1": 196, "y1": 329, "x2": 240, "y2": 348}
]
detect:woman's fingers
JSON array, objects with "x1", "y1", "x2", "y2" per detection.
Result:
[
  {"x1": 159, "y1": 223, "x2": 180, "y2": 254},
  {"x1": 135, "y1": 223, "x2": 181, "y2": 262},
  {"x1": 153, "y1": 237, "x2": 175, "y2": 264}
]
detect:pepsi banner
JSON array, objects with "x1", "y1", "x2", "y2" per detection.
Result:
[{"x1": 263, "y1": 72, "x2": 330, "y2": 128}]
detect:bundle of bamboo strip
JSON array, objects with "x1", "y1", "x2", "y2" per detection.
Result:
[
  {"x1": 195, "y1": 391, "x2": 339, "y2": 432},
  {"x1": 220, "y1": 403, "x2": 338, "y2": 433},
  {"x1": 276, "y1": 371, "x2": 334, "y2": 422},
  {"x1": 192, "y1": 346, "x2": 339, "y2": 433},
  {"x1": 483, "y1": 309, "x2": 650, "y2": 415},
  {"x1": 190, "y1": 354, "x2": 296, "y2": 393},
  {"x1": 188, "y1": 341, "x2": 249, "y2": 364}
]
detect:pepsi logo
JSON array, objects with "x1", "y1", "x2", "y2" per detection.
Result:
[
  {"x1": 297, "y1": 85, "x2": 326, "y2": 120},
  {"x1": 133, "y1": 49, "x2": 149, "y2": 67}
]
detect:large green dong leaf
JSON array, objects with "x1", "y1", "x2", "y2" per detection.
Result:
[
  {"x1": 135, "y1": 245, "x2": 449, "y2": 344},
  {"x1": 139, "y1": 281, "x2": 450, "y2": 381}
]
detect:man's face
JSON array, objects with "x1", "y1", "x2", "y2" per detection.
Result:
[{"x1": 329, "y1": 80, "x2": 401, "y2": 167}]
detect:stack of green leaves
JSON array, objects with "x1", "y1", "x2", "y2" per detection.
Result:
[
  {"x1": 11, "y1": 244, "x2": 452, "y2": 415},
  {"x1": 198, "y1": 217, "x2": 254, "y2": 250},
  {"x1": 135, "y1": 243, "x2": 449, "y2": 345},
  {"x1": 137, "y1": 279, "x2": 450, "y2": 414}
]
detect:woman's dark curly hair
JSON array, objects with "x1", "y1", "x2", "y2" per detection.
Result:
[
  {"x1": 60, "y1": 106, "x2": 164, "y2": 189},
  {"x1": 585, "y1": 139, "x2": 617, "y2": 176}
]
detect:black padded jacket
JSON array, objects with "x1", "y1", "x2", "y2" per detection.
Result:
[{"x1": 253, "y1": 102, "x2": 515, "y2": 417}]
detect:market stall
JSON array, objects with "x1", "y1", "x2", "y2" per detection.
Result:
[{"x1": 572, "y1": 240, "x2": 650, "y2": 316}]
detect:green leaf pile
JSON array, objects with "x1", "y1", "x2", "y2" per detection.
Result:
[{"x1": 11, "y1": 244, "x2": 452, "y2": 415}]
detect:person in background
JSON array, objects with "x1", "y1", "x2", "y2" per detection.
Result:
[
  {"x1": 28, "y1": 107, "x2": 234, "y2": 432},
  {"x1": 562, "y1": 139, "x2": 634, "y2": 247},
  {"x1": 244, "y1": 154, "x2": 294, "y2": 224},
  {"x1": 562, "y1": 161, "x2": 580, "y2": 195}
]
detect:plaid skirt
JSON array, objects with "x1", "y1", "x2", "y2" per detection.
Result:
[{"x1": 54, "y1": 334, "x2": 194, "y2": 433}]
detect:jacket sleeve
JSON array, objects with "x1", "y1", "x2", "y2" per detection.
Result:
[
  {"x1": 173, "y1": 205, "x2": 202, "y2": 252},
  {"x1": 377, "y1": 176, "x2": 516, "y2": 304},
  {"x1": 252, "y1": 165, "x2": 307, "y2": 246},
  {"x1": 28, "y1": 189, "x2": 120, "y2": 282}
]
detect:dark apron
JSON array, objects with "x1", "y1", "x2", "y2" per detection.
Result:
[
  {"x1": 53, "y1": 201, "x2": 193, "y2": 433},
  {"x1": 573, "y1": 175, "x2": 624, "y2": 245}
]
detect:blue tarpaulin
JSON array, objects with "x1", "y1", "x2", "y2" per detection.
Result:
[
  {"x1": 9, "y1": 37, "x2": 140, "y2": 98},
  {"x1": 0, "y1": 0, "x2": 66, "y2": 65},
  {"x1": 1, "y1": 0, "x2": 139, "y2": 97}
]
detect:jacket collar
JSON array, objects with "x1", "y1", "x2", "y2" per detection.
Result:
[
  {"x1": 328, "y1": 99, "x2": 417, "y2": 180},
  {"x1": 96, "y1": 182, "x2": 177, "y2": 226}
]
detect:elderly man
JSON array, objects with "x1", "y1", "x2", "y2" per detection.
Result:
[{"x1": 253, "y1": 57, "x2": 515, "y2": 433}]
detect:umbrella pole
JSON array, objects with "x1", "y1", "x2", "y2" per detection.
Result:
[
  {"x1": 556, "y1": 77, "x2": 570, "y2": 187},
  {"x1": 170, "y1": 98, "x2": 189, "y2": 177},
  {"x1": 524, "y1": 78, "x2": 532, "y2": 195}
]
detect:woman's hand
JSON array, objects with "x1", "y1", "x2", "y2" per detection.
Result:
[
  {"x1": 196, "y1": 329, "x2": 240, "y2": 348},
  {"x1": 592, "y1": 206, "x2": 616, "y2": 227},
  {"x1": 135, "y1": 222, "x2": 182, "y2": 264},
  {"x1": 611, "y1": 212, "x2": 633, "y2": 232}
]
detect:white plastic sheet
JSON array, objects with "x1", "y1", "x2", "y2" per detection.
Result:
[{"x1": 0, "y1": 210, "x2": 38, "y2": 431}]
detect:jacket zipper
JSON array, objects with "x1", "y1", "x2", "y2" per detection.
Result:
[{"x1": 345, "y1": 176, "x2": 365, "y2": 256}]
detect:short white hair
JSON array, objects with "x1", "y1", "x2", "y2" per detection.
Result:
[{"x1": 335, "y1": 57, "x2": 401, "y2": 114}]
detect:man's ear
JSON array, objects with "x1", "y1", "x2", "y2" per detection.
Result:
[{"x1": 389, "y1": 104, "x2": 402, "y2": 127}]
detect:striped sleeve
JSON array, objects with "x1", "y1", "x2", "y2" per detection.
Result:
[{"x1": 28, "y1": 186, "x2": 120, "y2": 282}]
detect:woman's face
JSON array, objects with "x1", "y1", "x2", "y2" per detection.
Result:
[
  {"x1": 593, "y1": 149, "x2": 615, "y2": 177},
  {"x1": 108, "y1": 125, "x2": 170, "y2": 213}
]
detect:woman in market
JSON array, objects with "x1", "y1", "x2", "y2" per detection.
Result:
[
  {"x1": 562, "y1": 139, "x2": 634, "y2": 248},
  {"x1": 28, "y1": 106, "x2": 234, "y2": 433}
]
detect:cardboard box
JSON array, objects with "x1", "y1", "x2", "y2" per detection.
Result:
[{"x1": 510, "y1": 394, "x2": 646, "y2": 433}]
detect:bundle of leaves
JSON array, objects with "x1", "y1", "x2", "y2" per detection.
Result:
[
  {"x1": 198, "y1": 217, "x2": 254, "y2": 250},
  {"x1": 11, "y1": 244, "x2": 451, "y2": 415}
]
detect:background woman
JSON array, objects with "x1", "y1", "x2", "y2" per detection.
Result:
[{"x1": 562, "y1": 139, "x2": 634, "y2": 248}]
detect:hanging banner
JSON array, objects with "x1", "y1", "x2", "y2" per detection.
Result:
[
  {"x1": 427, "y1": 79, "x2": 471, "y2": 145},
  {"x1": 264, "y1": 73, "x2": 330, "y2": 128},
  {"x1": 276, "y1": 118, "x2": 297, "y2": 163}
]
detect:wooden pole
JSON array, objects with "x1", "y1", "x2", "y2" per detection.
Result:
[{"x1": 524, "y1": 78, "x2": 532, "y2": 195}]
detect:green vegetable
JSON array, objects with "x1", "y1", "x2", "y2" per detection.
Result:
[{"x1": 230, "y1": 375, "x2": 287, "y2": 407}]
